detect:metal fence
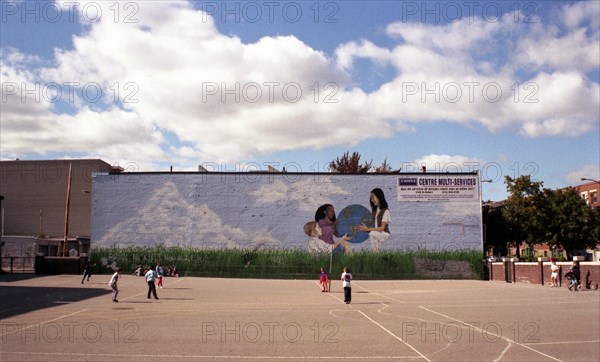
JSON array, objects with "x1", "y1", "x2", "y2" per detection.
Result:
[{"x1": 1, "y1": 256, "x2": 35, "y2": 273}]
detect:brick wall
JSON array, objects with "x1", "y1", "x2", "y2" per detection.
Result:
[
  {"x1": 490, "y1": 260, "x2": 600, "y2": 290},
  {"x1": 515, "y1": 262, "x2": 542, "y2": 284},
  {"x1": 490, "y1": 263, "x2": 506, "y2": 282},
  {"x1": 542, "y1": 263, "x2": 565, "y2": 287},
  {"x1": 581, "y1": 264, "x2": 600, "y2": 289}
]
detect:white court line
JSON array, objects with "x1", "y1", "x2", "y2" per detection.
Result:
[
  {"x1": 524, "y1": 340, "x2": 600, "y2": 345},
  {"x1": 119, "y1": 278, "x2": 184, "y2": 302},
  {"x1": 494, "y1": 342, "x2": 512, "y2": 362},
  {"x1": 418, "y1": 306, "x2": 563, "y2": 362},
  {"x1": 0, "y1": 309, "x2": 88, "y2": 338},
  {"x1": 320, "y1": 281, "x2": 407, "y2": 304},
  {"x1": 357, "y1": 310, "x2": 431, "y2": 362},
  {"x1": 313, "y1": 281, "x2": 345, "y2": 303},
  {"x1": 353, "y1": 282, "x2": 407, "y2": 303},
  {"x1": 313, "y1": 280, "x2": 327, "y2": 291},
  {"x1": 319, "y1": 280, "x2": 429, "y2": 361},
  {"x1": 0, "y1": 351, "x2": 420, "y2": 359},
  {"x1": 319, "y1": 279, "x2": 424, "y2": 361},
  {"x1": 346, "y1": 284, "x2": 562, "y2": 362}
]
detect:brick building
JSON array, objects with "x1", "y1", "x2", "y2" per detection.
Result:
[{"x1": 574, "y1": 180, "x2": 600, "y2": 209}]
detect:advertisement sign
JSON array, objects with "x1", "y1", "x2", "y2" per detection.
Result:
[{"x1": 397, "y1": 174, "x2": 479, "y2": 202}]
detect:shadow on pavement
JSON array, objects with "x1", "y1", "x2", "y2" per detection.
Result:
[
  {"x1": 0, "y1": 274, "x2": 47, "y2": 283},
  {"x1": 0, "y1": 285, "x2": 109, "y2": 319}
]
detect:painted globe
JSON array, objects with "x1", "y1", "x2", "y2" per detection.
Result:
[{"x1": 336, "y1": 204, "x2": 374, "y2": 244}]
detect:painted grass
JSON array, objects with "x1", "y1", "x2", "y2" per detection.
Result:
[{"x1": 90, "y1": 246, "x2": 484, "y2": 280}]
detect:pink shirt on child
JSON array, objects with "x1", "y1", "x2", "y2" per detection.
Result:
[{"x1": 317, "y1": 219, "x2": 339, "y2": 245}]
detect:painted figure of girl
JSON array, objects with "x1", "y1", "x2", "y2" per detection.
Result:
[
  {"x1": 357, "y1": 188, "x2": 391, "y2": 252},
  {"x1": 314, "y1": 204, "x2": 352, "y2": 254}
]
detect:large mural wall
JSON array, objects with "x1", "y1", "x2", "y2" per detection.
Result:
[{"x1": 91, "y1": 172, "x2": 483, "y2": 252}]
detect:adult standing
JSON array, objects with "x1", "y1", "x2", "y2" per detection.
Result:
[
  {"x1": 357, "y1": 188, "x2": 391, "y2": 252},
  {"x1": 145, "y1": 265, "x2": 159, "y2": 300}
]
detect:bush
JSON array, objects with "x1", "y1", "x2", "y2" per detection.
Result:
[{"x1": 90, "y1": 246, "x2": 484, "y2": 280}]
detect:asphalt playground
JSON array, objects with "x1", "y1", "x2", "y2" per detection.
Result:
[{"x1": 1, "y1": 274, "x2": 598, "y2": 361}]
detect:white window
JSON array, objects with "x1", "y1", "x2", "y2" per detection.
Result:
[{"x1": 581, "y1": 192, "x2": 589, "y2": 204}]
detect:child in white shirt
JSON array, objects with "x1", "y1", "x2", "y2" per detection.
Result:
[
  {"x1": 341, "y1": 266, "x2": 352, "y2": 304},
  {"x1": 108, "y1": 268, "x2": 121, "y2": 302}
]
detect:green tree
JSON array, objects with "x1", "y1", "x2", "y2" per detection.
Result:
[
  {"x1": 373, "y1": 158, "x2": 401, "y2": 173},
  {"x1": 329, "y1": 151, "x2": 372, "y2": 173},
  {"x1": 502, "y1": 175, "x2": 545, "y2": 260},
  {"x1": 329, "y1": 152, "x2": 401, "y2": 173},
  {"x1": 541, "y1": 187, "x2": 600, "y2": 257},
  {"x1": 482, "y1": 202, "x2": 511, "y2": 256}
]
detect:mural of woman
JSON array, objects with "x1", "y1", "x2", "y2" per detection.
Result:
[
  {"x1": 314, "y1": 204, "x2": 353, "y2": 255},
  {"x1": 357, "y1": 188, "x2": 391, "y2": 252}
]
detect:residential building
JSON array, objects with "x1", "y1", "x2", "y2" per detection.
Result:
[{"x1": 574, "y1": 180, "x2": 600, "y2": 209}]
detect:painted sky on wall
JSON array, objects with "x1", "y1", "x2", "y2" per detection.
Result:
[
  {"x1": 1, "y1": 0, "x2": 599, "y2": 202},
  {"x1": 91, "y1": 174, "x2": 482, "y2": 251}
]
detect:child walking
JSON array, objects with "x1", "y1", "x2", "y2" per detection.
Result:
[
  {"x1": 108, "y1": 268, "x2": 121, "y2": 302},
  {"x1": 341, "y1": 266, "x2": 352, "y2": 304},
  {"x1": 156, "y1": 262, "x2": 165, "y2": 288},
  {"x1": 319, "y1": 267, "x2": 329, "y2": 292}
]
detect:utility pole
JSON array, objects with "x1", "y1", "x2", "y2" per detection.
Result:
[{"x1": 61, "y1": 163, "x2": 73, "y2": 257}]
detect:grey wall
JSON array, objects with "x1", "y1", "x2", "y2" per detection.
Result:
[{"x1": 91, "y1": 172, "x2": 483, "y2": 252}]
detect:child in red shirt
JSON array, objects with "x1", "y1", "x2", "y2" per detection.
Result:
[{"x1": 319, "y1": 267, "x2": 329, "y2": 292}]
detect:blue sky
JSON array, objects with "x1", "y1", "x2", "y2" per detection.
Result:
[{"x1": 1, "y1": 0, "x2": 599, "y2": 201}]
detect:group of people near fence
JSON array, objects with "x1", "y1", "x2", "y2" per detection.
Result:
[
  {"x1": 81, "y1": 261, "x2": 179, "y2": 303},
  {"x1": 550, "y1": 259, "x2": 582, "y2": 291},
  {"x1": 106, "y1": 264, "x2": 165, "y2": 303},
  {"x1": 132, "y1": 263, "x2": 179, "y2": 278}
]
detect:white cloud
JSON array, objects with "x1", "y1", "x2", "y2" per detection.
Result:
[
  {"x1": 565, "y1": 165, "x2": 600, "y2": 185},
  {"x1": 1, "y1": 69, "x2": 167, "y2": 161},
  {"x1": 335, "y1": 40, "x2": 394, "y2": 71},
  {"x1": 386, "y1": 17, "x2": 506, "y2": 52},
  {"x1": 336, "y1": 7, "x2": 599, "y2": 138},
  {"x1": 515, "y1": 27, "x2": 600, "y2": 73},
  {"x1": 513, "y1": 72, "x2": 600, "y2": 137},
  {"x1": 414, "y1": 154, "x2": 486, "y2": 173},
  {"x1": 562, "y1": 1, "x2": 600, "y2": 30},
  {"x1": 1, "y1": 0, "x2": 598, "y2": 167}
]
